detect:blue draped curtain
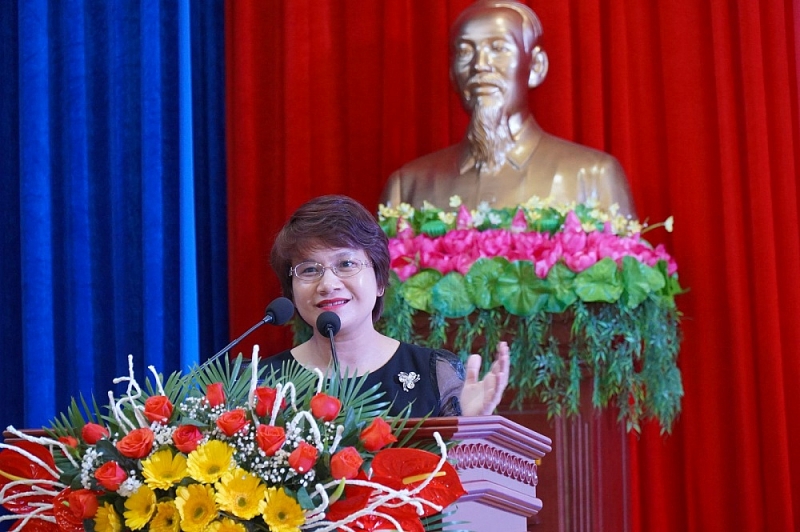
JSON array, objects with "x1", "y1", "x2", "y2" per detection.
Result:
[{"x1": 0, "y1": 0, "x2": 228, "y2": 431}]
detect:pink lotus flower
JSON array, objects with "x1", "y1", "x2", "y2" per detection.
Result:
[
  {"x1": 385, "y1": 208, "x2": 679, "y2": 279},
  {"x1": 557, "y1": 212, "x2": 587, "y2": 255},
  {"x1": 510, "y1": 209, "x2": 528, "y2": 233},
  {"x1": 455, "y1": 205, "x2": 473, "y2": 229},
  {"x1": 478, "y1": 229, "x2": 512, "y2": 257},
  {"x1": 389, "y1": 237, "x2": 420, "y2": 281},
  {"x1": 564, "y1": 250, "x2": 599, "y2": 272}
]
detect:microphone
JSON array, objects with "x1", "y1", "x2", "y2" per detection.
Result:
[
  {"x1": 316, "y1": 311, "x2": 341, "y2": 376},
  {"x1": 202, "y1": 297, "x2": 295, "y2": 367}
]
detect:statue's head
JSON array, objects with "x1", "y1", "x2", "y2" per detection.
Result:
[{"x1": 450, "y1": 1, "x2": 549, "y2": 117}]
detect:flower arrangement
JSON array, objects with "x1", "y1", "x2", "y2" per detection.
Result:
[
  {"x1": 0, "y1": 350, "x2": 466, "y2": 531},
  {"x1": 376, "y1": 196, "x2": 684, "y2": 433}
]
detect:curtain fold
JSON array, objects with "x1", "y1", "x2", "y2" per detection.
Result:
[
  {"x1": 225, "y1": 1, "x2": 799, "y2": 530},
  {"x1": 0, "y1": 0, "x2": 228, "y2": 432}
]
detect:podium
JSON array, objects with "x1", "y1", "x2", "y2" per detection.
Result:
[{"x1": 407, "y1": 416, "x2": 553, "y2": 531}]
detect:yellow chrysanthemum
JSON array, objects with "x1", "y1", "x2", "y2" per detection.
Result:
[
  {"x1": 176, "y1": 483, "x2": 218, "y2": 532},
  {"x1": 214, "y1": 467, "x2": 266, "y2": 519},
  {"x1": 186, "y1": 440, "x2": 235, "y2": 484},
  {"x1": 142, "y1": 448, "x2": 188, "y2": 490},
  {"x1": 148, "y1": 501, "x2": 181, "y2": 532},
  {"x1": 94, "y1": 502, "x2": 123, "y2": 532},
  {"x1": 124, "y1": 484, "x2": 157, "y2": 530},
  {"x1": 262, "y1": 487, "x2": 305, "y2": 532},
  {"x1": 207, "y1": 517, "x2": 247, "y2": 532}
]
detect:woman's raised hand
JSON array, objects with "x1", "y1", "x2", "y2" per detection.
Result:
[{"x1": 459, "y1": 341, "x2": 510, "y2": 416}]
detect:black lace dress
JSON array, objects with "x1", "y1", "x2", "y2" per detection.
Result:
[{"x1": 264, "y1": 342, "x2": 465, "y2": 418}]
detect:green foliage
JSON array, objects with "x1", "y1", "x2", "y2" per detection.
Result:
[{"x1": 378, "y1": 260, "x2": 684, "y2": 434}]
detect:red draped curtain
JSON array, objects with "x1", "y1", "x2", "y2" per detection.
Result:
[{"x1": 225, "y1": 1, "x2": 800, "y2": 530}]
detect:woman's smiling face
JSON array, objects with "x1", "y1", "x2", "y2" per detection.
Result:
[{"x1": 290, "y1": 247, "x2": 382, "y2": 337}]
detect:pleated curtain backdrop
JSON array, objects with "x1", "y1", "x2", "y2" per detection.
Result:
[
  {"x1": 0, "y1": 0, "x2": 228, "y2": 431},
  {"x1": 225, "y1": 1, "x2": 800, "y2": 531}
]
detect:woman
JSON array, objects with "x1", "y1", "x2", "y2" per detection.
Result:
[{"x1": 267, "y1": 195, "x2": 509, "y2": 417}]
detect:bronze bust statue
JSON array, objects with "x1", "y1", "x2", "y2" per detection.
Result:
[{"x1": 381, "y1": 0, "x2": 635, "y2": 217}]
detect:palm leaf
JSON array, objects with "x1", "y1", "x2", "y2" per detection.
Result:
[{"x1": 421, "y1": 505, "x2": 471, "y2": 532}]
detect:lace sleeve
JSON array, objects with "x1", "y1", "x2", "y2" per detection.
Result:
[{"x1": 433, "y1": 350, "x2": 465, "y2": 416}]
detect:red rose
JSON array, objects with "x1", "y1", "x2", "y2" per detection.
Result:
[
  {"x1": 330, "y1": 447, "x2": 363, "y2": 480},
  {"x1": 58, "y1": 436, "x2": 78, "y2": 448},
  {"x1": 255, "y1": 424, "x2": 286, "y2": 456},
  {"x1": 144, "y1": 395, "x2": 174, "y2": 424},
  {"x1": 254, "y1": 386, "x2": 283, "y2": 417},
  {"x1": 205, "y1": 382, "x2": 225, "y2": 407},
  {"x1": 310, "y1": 393, "x2": 341, "y2": 422},
  {"x1": 81, "y1": 423, "x2": 109, "y2": 445},
  {"x1": 94, "y1": 461, "x2": 127, "y2": 491},
  {"x1": 67, "y1": 488, "x2": 100, "y2": 519},
  {"x1": 116, "y1": 428, "x2": 154, "y2": 459},
  {"x1": 288, "y1": 441, "x2": 318, "y2": 473},
  {"x1": 216, "y1": 409, "x2": 249, "y2": 436},
  {"x1": 359, "y1": 418, "x2": 397, "y2": 452},
  {"x1": 172, "y1": 425, "x2": 203, "y2": 454}
]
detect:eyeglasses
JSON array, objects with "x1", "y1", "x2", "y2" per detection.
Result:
[{"x1": 290, "y1": 258, "x2": 373, "y2": 281}]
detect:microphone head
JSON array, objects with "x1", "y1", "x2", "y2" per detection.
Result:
[
  {"x1": 264, "y1": 297, "x2": 295, "y2": 325},
  {"x1": 316, "y1": 311, "x2": 341, "y2": 337}
]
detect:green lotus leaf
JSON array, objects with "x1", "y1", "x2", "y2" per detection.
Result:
[
  {"x1": 544, "y1": 262, "x2": 578, "y2": 312},
  {"x1": 464, "y1": 257, "x2": 509, "y2": 309},
  {"x1": 573, "y1": 258, "x2": 623, "y2": 302},
  {"x1": 401, "y1": 269, "x2": 442, "y2": 312},
  {"x1": 531, "y1": 209, "x2": 563, "y2": 234},
  {"x1": 431, "y1": 272, "x2": 476, "y2": 318},
  {"x1": 420, "y1": 219, "x2": 448, "y2": 237},
  {"x1": 621, "y1": 256, "x2": 666, "y2": 308},
  {"x1": 495, "y1": 260, "x2": 549, "y2": 316},
  {"x1": 411, "y1": 208, "x2": 442, "y2": 234}
]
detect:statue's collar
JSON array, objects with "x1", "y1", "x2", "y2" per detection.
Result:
[{"x1": 458, "y1": 116, "x2": 543, "y2": 175}]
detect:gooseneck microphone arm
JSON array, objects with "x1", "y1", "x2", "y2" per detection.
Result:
[
  {"x1": 316, "y1": 312, "x2": 341, "y2": 377},
  {"x1": 200, "y1": 297, "x2": 295, "y2": 368}
]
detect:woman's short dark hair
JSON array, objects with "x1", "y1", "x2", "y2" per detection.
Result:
[{"x1": 270, "y1": 195, "x2": 390, "y2": 322}]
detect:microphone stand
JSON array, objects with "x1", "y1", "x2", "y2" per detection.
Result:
[
  {"x1": 326, "y1": 326, "x2": 340, "y2": 380},
  {"x1": 198, "y1": 317, "x2": 271, "y2": 371},
  {"x1": 198, "y1": 297, "x2": 294, "y2": 371}
]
